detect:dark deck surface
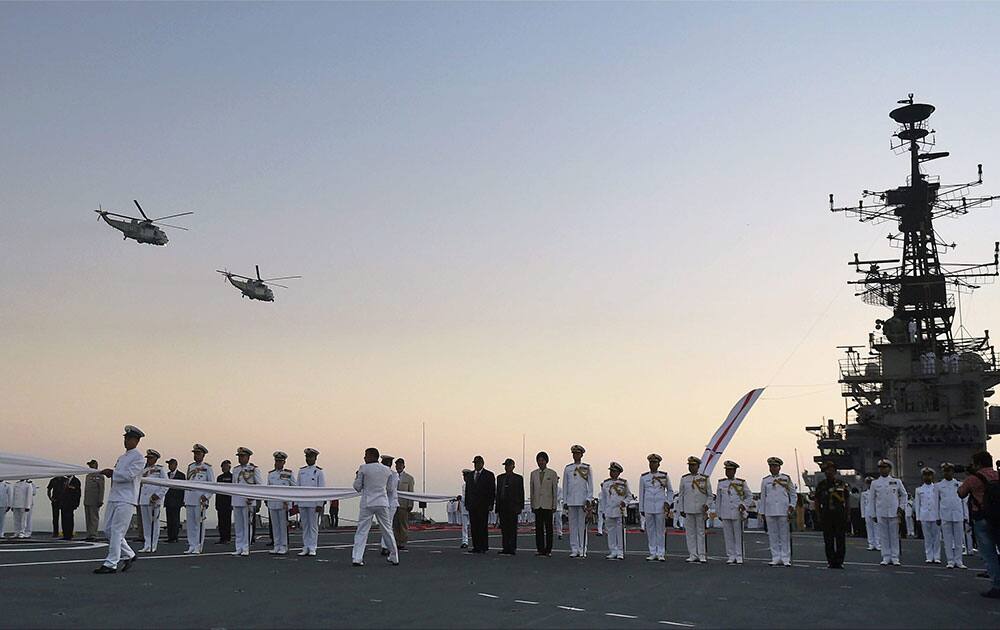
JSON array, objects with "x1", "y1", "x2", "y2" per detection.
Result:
[{"x1": 1, "y1": 526, "x2": 998, "y2": 628}]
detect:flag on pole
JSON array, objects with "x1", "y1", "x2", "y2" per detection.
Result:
[{"x1": 698, "y1": 388, "x2": 766, "y2": 478}]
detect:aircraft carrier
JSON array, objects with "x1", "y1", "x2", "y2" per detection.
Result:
[{"x1": 0, "y1": 524, "x2": 997, "y2": 628}]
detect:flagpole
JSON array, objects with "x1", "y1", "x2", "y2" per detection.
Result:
[{"x1": 422, "y1": 422, "x2": 427, "y2": 521}]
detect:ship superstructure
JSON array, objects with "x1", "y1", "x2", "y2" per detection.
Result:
[{"x1": 807, "y1": 96, "x2": 1000, "y2": 488}]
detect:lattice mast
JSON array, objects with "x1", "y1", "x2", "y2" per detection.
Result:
[{"x1": 831, "y1": 95, "x2": 999, "y2": 353}]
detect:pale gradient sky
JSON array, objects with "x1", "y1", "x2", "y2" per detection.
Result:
[{"x1": 2, "y1": 2, "x2": 999, "y2": 509}]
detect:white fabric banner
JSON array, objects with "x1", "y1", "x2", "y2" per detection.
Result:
[
  {"x1": 698, "y1": 388, "x2": 766, "y2": 478},
  {"x1": 0, "y1": 452, "x2": 94, "y2": 481},
  {"x1": 0, "y1": 453, "x2": 456, "y2": 503}
]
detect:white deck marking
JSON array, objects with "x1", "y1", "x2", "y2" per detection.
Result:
[
  {"x1": 477, "y1": 593, "x2": 499, "y2": 599},
  {"x1": 514, "y1": 600, "x2": 539, "y2": 605},
  {"x1": 0, "y1": 541, "x2": 107, "y2": 553},
  {"x1": 558, "y1": 605, "x2": 585, "y2": 612},
  {"x1": 658, "y1": 621, "x2": 695, "y2": 627},
  {"x1": 606, "y1": 612, "x2": 638, "y2": 619}
]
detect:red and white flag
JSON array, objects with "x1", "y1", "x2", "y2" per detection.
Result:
[{"x1": 698, "y1": 388, "x2": 765, "y2": 477}]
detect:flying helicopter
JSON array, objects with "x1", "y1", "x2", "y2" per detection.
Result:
[
  {"x1": 216, "y1": 265, "x2": 302, "y2": 302},
  {"x1": 95, "y1": 200, "x2": 194, "y2": 245}
]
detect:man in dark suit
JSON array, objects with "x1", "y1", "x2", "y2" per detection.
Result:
[
  {"x1": 46, "y1": 476, "x2": 66, "y2": 537},
  {"x1": 463, "y1": 456, "x2": 495, "y2": 553},
  {"x1": 57, "y1": 475, "x2": 82, "y2": 540},
  {"x1": 495, "y1": 458, "x2": 525, "y2": 555},
  {"x1": 215, "y1": 460, "x2": 234, "y2": 544},
  {"x1": 163, "y1": 458, "x2": 186, "y2": 543}
]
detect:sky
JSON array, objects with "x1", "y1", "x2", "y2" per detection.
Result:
[{"x1": 2, "y1": 2, "x2": 999, "y2": 520}]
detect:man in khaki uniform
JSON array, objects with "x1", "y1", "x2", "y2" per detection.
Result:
[
  {"x1": 394, "y1": 458, "x2": 415, "y2": 549},
  {"x1": 530, "y1": 451, "x2": 559, "y2": 556},
  {"x1": 84, "y1": 459, "x2": 105, "y2": 541}
]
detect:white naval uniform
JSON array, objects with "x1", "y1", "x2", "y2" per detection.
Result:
[
  {"x1": 183, "y1": 461, "x2": 214, "y2": 553},
  {"x1": 870, "y1": 474, "x2": 907, "y2": 564},
  {"x1": 11, "y1": 480, "x2": 36, "y2": 538},
  {"x1": 296, "y1": 464, "x2": 326, "y2": 554},
  {"x1": 677, "y1": 473, "x2": 712, "y2": 561},
  {"x1": 861, "y1": 488, "x2": 880, "y2": 550},
  {"x1": 457, "y1": 485, "x2": 470, "y2": 546},
  {"x1": 0, "y1": 480, "x2": 12, "y2": 537},
  {"x1": 914, "y1": 482, "x2": 941, "y2": 562},
  {"x1": 638, "y1": 471, "x2": 673, "y2": 559},
  {"x1": 380, "y1": 468, "x2": 400, "y2": 552},
  {"x1": 101, "y1": 448, "x2": 144, "y2": 569},
  {"x1": 232, "y1": 463, "x2": 264, "y2": 554},
  {"x1": 599, "y1": 478, "x2": 631, "y2": 558},
  {"x1": 760, "y1": 473, "x2": 796, "y2": 565},
  {"x1": 716, "y1": 477, "x2": 752, "y2": 562},
  {"x1": 267, "y1": 468, "x2": 297, "y2": 554},
  {"x1": 139, "y1": 464, "x2": 168, "y2": 551},
  {"x1": 904, "y1": 499, "x2": 916, "y2": 537},
  {"x1": 936, "y1": 478, "x2": 965, "y2": 567},
  {"x1": 562, "y1": 462, "x2": 594, "y2": 556},
  {"x1": 352, "y1": 462, "x2": 398, "y2": 564}
]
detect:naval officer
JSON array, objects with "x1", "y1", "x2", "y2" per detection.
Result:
[
  {"x1": 379, "y1": 455, "x2": 400, "y2": 556},
  {"x1": 0, "y1": 480, "x2": 11, "y2": 537},
  {"x1": 351, "y1": 447, "x2": 399, "y2": 566},
  {"x1": 677, "y1": 456, "x2": 711, "y2": 563},
  {"x1": 599, "y1": 462, "x2": 631, "y2": 560},
  {"x1": 937, "y1": 463, "x2": 967, "y2": 569},
  {"x1": 232, "y1": 447, "x2": 264, "y2": 556},
  {"x1": 11, "y1": 479, "x2": 35, "y2": 538},
  {"x1": 267, "y1": 451, "x2": 296, "y2": 555},
  {"x1": 760, "y1": 456, "x2": 796, "y2": 566},
  {"x1": 716, "y1": 460, "x2": 752, "y2": 564},
  {"x1": 861, "y1": 477, "x2": 880, "y2": 551},
  {"x1": 562, "y1": 445, "x2": 594, "y2": 558},
  {"x1": 184, "y1": 444, "x2": 214, "y2": 554},
  {"x1": 914, "y1": 467, "x2": 941, "y2": 563},
  {"x1": 870, "y1": 458, "x2": 907, "y2": 566},
  {"x1": 296, "y1": 448, "x2": 325, "y2": 556},
  {"x1": 94, "y1": 425, "x2": 145, "y2": 574},
  {"x1": 638, "y1": 453, "x2": 673, "y2": 561},
  {"x1": 138, "y1": 449, "x2": 168, "y2": 552}
]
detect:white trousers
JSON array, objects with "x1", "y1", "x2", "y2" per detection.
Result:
[
  {"x1": 684, "y1": 515, "x2": 707, "y2": 559},
  {"x1": 597, "y1": 510, "x2": 605, "y2": 535},
  {"x1": 460, "y1": 512, "x2": 469, "y2": 545},
  {"x1": 234, "y1": 506, "x2": 252, "y2": 553},
  {"x1": 12, "y1": 508, "x2": 30, "y2": 537},
  {"x1": 875, "y1": 517, "x2": 900, "y2": 562},
  {"x1": 644, "y1": 512, "x2": 665, "y2": 557},
  {"x1": 300, "y1": 507, "x2": 319, "y2": 552},
  {"x1": 941, "y1": 520, "x2": 963, "y2": 565},
  {"x1": 0, "y1": 508, "x2": 8, "y2": 536},
  {"x1": 139, "y1": 504, "x2": 161, "y2": 551},
  {"x1": 102, "y1": 502, "x2": 135, "y2": 568},
  {"x1": 905, "y1": 514, "x2": 915, "y2": 537},
  {"x1": 865, "y1": 516, "x2": 880, "y2": 548},
  {"x1": 554, "y1": 510, "x2": 563, "y2": 536},
  {"x1": 568, "y1": 505, "x2": 587, "y2": 553},
  {"x1": 185, "y1": 504, "x2": 205, "y2": 552},
  {"x1": 605, "y1": 516, "x2": 624, "y2": 556},
  {"x1": 920, "y1": 520, "x2": 940, "y2": 561},
  {"x1": 269, "y1": 508, "x2": 288, "y2": 552},
  {"x1": 353, "y1": 505, "x2": 397, "y2": 563},
  {"x1": 765, "y1": 515, "x2": 791, "y2": 563},
  {"x1": 721, "y1": 518, "x2": 744, "y2": 560}
]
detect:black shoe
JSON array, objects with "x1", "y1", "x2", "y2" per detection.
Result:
[
  {"x1": 120, "y1": 556, "x2": 136, "y2": 572},
  {"x1": 398, "y1": 545, "x2": 407, "y2": 550},
  {"x1": 460, "y1": 543, "x2": 468, "y2": 549},
  {"x1": 93, "y1": 565, "x2": 116, "y2": 574},
  {"x1": 380, "y1": 548, "x2": 389, "y2": 556},
  {"x1": 981, "y1": 588, "x2": 1000, "y2": 599},
  {"x1": 352, "y1": 561, "x2": 364, "y2": 567},
  {"x1": 979, "y1": 572, "x2": 991, "y2": 579}
]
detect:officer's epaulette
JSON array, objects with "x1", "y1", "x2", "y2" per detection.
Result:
[
  {"x1": 315, "y1": 466, "x2": 322, "y2": 470},
  {"x1": 681, "y1": 472, "x2": 693, "y2": 477},
  {"x1": 604, "y1": 477, "x2": 613, "y2": 482},
  {"x1": 641, "y1": 471, "x2": 651, "y2": 476}
]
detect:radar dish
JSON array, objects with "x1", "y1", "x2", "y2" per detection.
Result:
[{"x1": 889, "y1": 103, "x2": 935, "y2": 124}]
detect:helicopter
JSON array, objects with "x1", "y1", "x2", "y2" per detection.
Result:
[
  {"x1": 95, "y1": 200, "x2": 194, "y2": 245},
  {"x1": 216, "y1": 265, "x2": 302, "y2": 302}
]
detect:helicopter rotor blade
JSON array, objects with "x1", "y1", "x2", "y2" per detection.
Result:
[
  {"x1": 256, "y1": 265, "x2": 262, "y2": 281},
  {"x1": 260, "y1": 275, "x2": 302, "y2": 282},
  {"x1": 153, "y1": 222, "x2": 189, "y2": 231},
  {"x1": 97, "y1": 210, "x2": 139, "y2": 221},
  {"x1": 133, "y1": 200, "x2": 149, "y2": 220},
  {"x1": 264, "y1": 282, "x2": 290, "y2": 289},
  {"x1": 150, "y1": 211, "x2": 194, "y2": 222}
]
